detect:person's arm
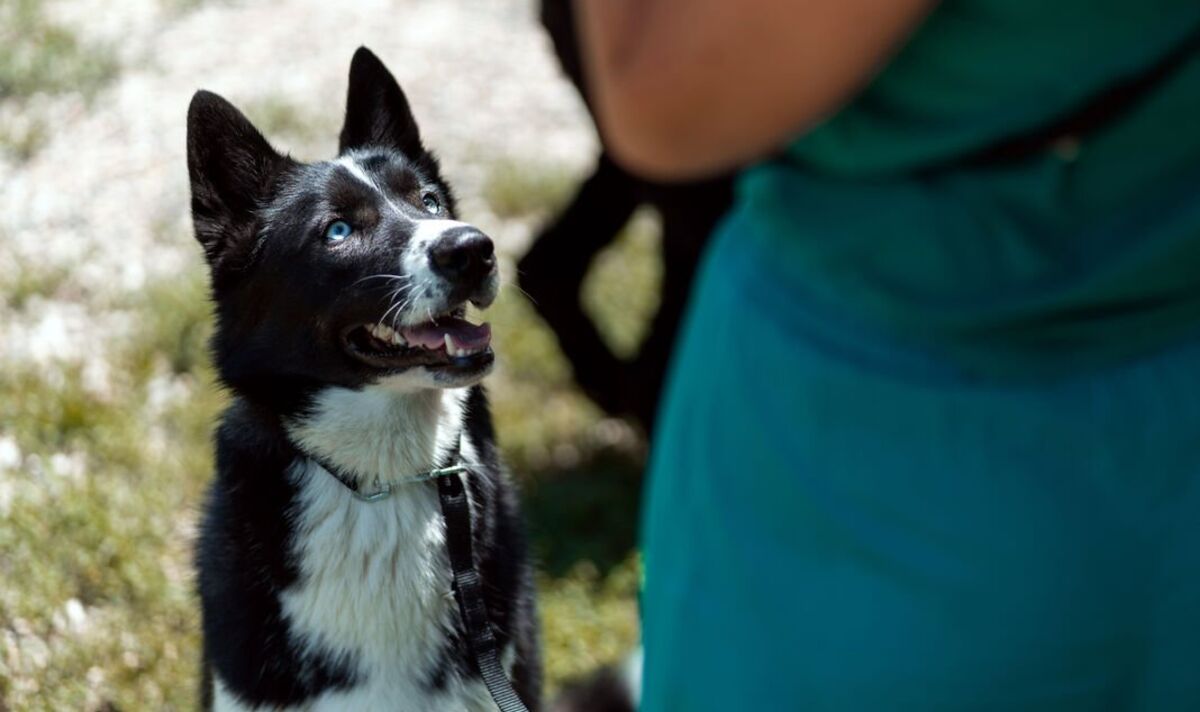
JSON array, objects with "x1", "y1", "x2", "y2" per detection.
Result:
[{"x1": 574, "y1": 0, "x2": 936, "y2": 180}]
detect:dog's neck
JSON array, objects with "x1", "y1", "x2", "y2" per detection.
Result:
[{"x1": 286, "y1": 384, "x2": 467, "y2": 488}]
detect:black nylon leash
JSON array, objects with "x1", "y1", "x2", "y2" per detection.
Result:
[
  {"x1": 436, "y1": 470, "x2": 531, "y2": 712},
  {"x1": 952, "y1": 24, "x2": 1200, "y2": 170},
  {"x1": 297, "y1": 442, "x2": 531, "y2": 712}
]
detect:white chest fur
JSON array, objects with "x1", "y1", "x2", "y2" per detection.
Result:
[{"x1": 211, "y1": 385, "x2": 495, "y2": 712}]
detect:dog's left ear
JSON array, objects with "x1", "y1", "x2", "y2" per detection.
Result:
[{"x1": 339, "y1": 47, "x2": 423, "y2": 157}]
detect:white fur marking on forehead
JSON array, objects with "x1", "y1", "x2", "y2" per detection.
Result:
[
  {"x1": 336, "y1": 155, "x2": 407, "y2": 216},
  {"x1": 337, "y1": 155, "x2": 380, "y2": 190}
]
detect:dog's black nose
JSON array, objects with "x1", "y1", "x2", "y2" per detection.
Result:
[{"x1": 429, "y1": 228, "x2": 496, "y2": 284}]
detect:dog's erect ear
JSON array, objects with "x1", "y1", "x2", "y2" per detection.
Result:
[
  {"x1": 339, "y1": 47, "x2": 423, "y2": 157},
  {"x1": 187, "y1": 90, "x2": 288, "y2": 273}
]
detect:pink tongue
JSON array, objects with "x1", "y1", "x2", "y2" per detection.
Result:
[{"x1": 401, "y1": 318, "x2": 492, "y2": 351}]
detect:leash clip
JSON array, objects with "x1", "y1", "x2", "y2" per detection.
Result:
[
  {"x1": 414, "y1": 464, "x2": 469, "y2": 482},
  {"x1": 349, "y1": 464, "x2": 468, "y2": 502}
]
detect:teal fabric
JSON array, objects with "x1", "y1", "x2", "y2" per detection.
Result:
[
  {"x1": 790, "y1": 1, "x2": 1200, "y2": 177},
  {"x1": 639, "y1": 2, "x2": 1200, "y2": 709},
  {"x1": 640, "y1": 239, "x2": 1200, "y2": 708}
]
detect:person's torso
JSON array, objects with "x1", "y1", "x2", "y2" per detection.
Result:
[{"x1": 726, "y1": 0, "x2": 1200, "y2": 381}]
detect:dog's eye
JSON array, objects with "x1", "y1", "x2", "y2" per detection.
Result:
[
  {"x1": 421, "y1": 192, "x2": 441, "y2": 215},
  {"x1": 325, "y1": 220, "x2": 353, "y2": 242}
]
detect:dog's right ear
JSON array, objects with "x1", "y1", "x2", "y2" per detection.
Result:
[
  {"x1": 339, "y1": 47, "x2": 423, "y2": 157},
  {"x1": 187, "y1": 90, "x2": 288, "y2": 274}
]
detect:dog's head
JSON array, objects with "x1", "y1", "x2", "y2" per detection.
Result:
[{"x1": 187, "y1": 48, "x2": 497, "y2": 404}]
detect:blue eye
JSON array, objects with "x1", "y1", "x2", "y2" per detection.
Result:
[
  {"x1": 421, "y1": 192, "x2": 441, "y2": 215},
  {"x1": 325, "y1": 220, "x2": 353, "y2": 241}
]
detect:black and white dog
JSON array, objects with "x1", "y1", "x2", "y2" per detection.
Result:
[{"x1": 187, "y1": 48, "x2": 541, "y2": 711}]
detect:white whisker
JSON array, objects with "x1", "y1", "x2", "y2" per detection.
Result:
[
  {"x1": 389, "y1": 295, "x2": 415, "y2": 331},
  {"x1": 352, "y1": 273, "x2": 412, "y2": 289},
  {"x1": 499, "y1": 277, "x2": 534, "y2": 305},
  {"x1": 379, "y1": 285, "x2": 414, "y2": 328}
]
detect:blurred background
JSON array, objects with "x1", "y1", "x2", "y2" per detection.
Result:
[{"x1": 0, "y1": 0, "x2": 658, "y2": 707}]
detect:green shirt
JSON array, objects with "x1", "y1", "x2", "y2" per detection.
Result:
[
  {"x1": 739, "y1": 1, "x2": 1200, "y2": 380},
  {"x1": 641, "y1": 3, "x2": 1200, "y2": 710}
]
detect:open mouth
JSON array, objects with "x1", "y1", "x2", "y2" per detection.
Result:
[{"x1": 343, "y1": 313, "x2": 493, "y2": 373}]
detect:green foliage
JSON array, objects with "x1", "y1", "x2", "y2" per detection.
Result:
[
  {"x1": 0, "y1": 119, "x2": 49, "y2": 163},
  {"x1": 525, "y1": 450, "x2": 643, "y2": 578},
  {"x1": 484, "y1": 287, "x2": 607, "y2": 473},
  {"x1": 0, "y1": 0, "x2": 118, "y2": 101},
  {"x1": 581, "y1": 208, "x2": 664, "y2": 359},
  {"x1": 0, "y1": 0, "x2": 119, "y2": 162},
  {"x1": 539, "y1": 556, "x2": 640, "y2": 694},
  {"x1": 0, "y1": 305, "x2": 221, "y2": 709},
  {"x1": 482, "y1": 160, "x2": 579, "y2": 219},
  {"x1": 0, "y1": 253, "x2": 71, "y2": 312},
  {"x1": 159, "y1": 0, "x2": 224, "y2": 17},
  {"x1": 120, "y1": 271, "x2": 213, "y2": 378},
  {"x1": 242, "y1": 94, "x2": 326, "y2": 151}
]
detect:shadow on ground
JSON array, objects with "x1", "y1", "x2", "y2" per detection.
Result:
[{"x1": 524, "y1": 448, "x2": 643, "y2": 579}]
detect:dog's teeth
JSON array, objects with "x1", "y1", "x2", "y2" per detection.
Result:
[
  {"x1": 444, "y1": 333, "x2": 458, "y2": 357},
  {"x1": 372, "y1": 323, "x2": 397, "y2": 342}
]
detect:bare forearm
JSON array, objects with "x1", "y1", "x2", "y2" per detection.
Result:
[
  {"x1": 573, "y1": 0, "x2": 644, "y2": 82},
  {"x1": 574, "y1": 0, "x2": 935, "y2": 180},
  {"x1": 575, "y1": 0, "x2": 765, "y2": 178}
]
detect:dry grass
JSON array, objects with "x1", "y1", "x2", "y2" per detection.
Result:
[{"x1": 0, "y1": 0, "x2": 118, "y2": 161}]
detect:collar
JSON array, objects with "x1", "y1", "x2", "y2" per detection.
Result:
[{"x1": 297, "y1": 436, "x2": 466, "y2": 503}]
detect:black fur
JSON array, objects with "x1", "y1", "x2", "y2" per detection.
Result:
[
  {"x1": 189, "y1": 47, "x2": 540, "y2": 709},
  {"x1": 521, "y1": 0, "x2": 734, "y2": 434}
]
